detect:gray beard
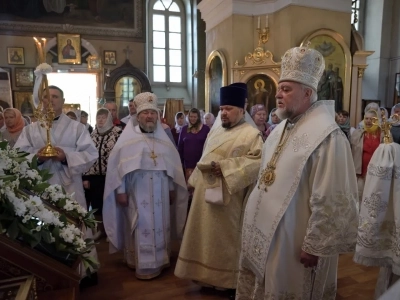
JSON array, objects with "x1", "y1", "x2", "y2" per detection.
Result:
[{"x1": 140, "y1": 122, "x2": 157, "y2": 132}]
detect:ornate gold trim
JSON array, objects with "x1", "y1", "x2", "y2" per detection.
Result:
[
  {"x1": 301, "y1": 28, "x2": 352, "y2": 112},
  {"x1": 205, "y1": 50, "x2": 228, "y2": 113},
  {"x1": 356, "y1": 65, "x2": 368, "y2": 78}
]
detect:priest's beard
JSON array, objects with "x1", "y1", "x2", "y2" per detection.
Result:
[
  {"x1": 276, "y1": 98, "x2": 303, "y2": 121},
  {"x1": 140, "y1": 121, "x2": 157, "y2": 133}
]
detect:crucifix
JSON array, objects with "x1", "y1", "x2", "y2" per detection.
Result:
[
  {"x1": 150, "y1": 151, "x2": 158, "y2": 166},
  {"x1": 123, "y1": 45, "x2": 133, "y2": 60}
]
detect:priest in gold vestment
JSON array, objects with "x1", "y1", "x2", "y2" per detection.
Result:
[
  {"x1": 236, "y1": 46, "x2": 359, "y2": 299},
  {"x1": 174, "y1": 84, "x2": 263, "y2": 292}
]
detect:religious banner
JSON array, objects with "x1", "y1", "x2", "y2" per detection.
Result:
[{"x1": 0, "y1": 68, "x2": 13, "y2": 110}]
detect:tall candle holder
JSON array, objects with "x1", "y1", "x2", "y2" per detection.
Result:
[
  {"x1": 256, "y1": 15, "x2": 270, "y2": 46},
  {"x1": 33, "y1": 37, "x2": 58, "y2": 157},
  {"x1": 381, "y1": 110, "x2": 399, "y2": 144}
]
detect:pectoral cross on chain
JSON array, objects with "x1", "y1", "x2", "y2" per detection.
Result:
[{"x1": 150, "y1": 151, "x2": 157, "y2": 166}]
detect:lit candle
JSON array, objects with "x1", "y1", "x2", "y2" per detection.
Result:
[
  {"x1": 266, "y1": 15, "x2": 269, "y2": 28},
  {"x1": 257, "y1": 16, "x2": 260, "y2": 29},
  {"x1": 33, "y1": 37, "x2": 42, "y2": 62},
  {"x1": 42, "y1": 38, "x2": 47, "y2": 61}
]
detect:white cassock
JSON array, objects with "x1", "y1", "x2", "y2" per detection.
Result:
[
  {"x1": 103, "y1": 120, "x2": 188, "y2": 279},
  {"x1": 354, "y1": 142, "x2": 400, "y2": 298},
  {"x1": 237, "y1": 101, "x2": 359, "y2": 299},
  {"x1": 14, "y1": 113, "x2": 98, "y2": 276}
]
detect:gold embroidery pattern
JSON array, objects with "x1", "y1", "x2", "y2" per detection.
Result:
[{"x1": 363, "y1": 193, "x2": 388, "y2": 218}]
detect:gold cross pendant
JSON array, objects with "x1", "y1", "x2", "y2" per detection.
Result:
[{"x1": 150, "y1": 151, "x2": 158, "y2": 166}]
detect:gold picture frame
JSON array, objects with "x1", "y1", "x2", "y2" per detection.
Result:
[
  {"x1": 104, "y1": 50, "x2": 117, "y2": 65},
  {"x1": 14, "y1": 91, "x2": 35, "y2": 116},
  {"x1": 57, "y1": 33, "x2": 81, "y2": 64},
  {"x1": 7, "y1": 47, "x2": 25, "y2": 65},
  {"x1": 205, "y1": 50, "x2": 228, "y2": 116},
  {"x1": 15, "y1": 68, "x2": 34, "y2": 87},
  {"x1": 87, "y1": 56, "x2": 102, "y2": 70},
  {"x1": 62, "y1": 103, "x2": 81, "y2": 115},
  {"x1": 301, "y1": 29, "x2": 352, "y2": 112}
]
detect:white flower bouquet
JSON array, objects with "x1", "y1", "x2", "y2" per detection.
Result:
[{"x1": 0, "y1": 141, "x2": 98, "y2": 273}]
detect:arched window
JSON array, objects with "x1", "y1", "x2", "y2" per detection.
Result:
[
  {"x1": 352, "y1": 0, "x2": 360, "y2": 30},
  {"x1": 149, "y1": 0, "x2": 185, "y2": 84}
]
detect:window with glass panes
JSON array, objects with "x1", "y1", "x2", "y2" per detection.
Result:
[
  {"x1": 352, "y1": 0, "x2": 360, "y2": 30},
  {"x1": 151, "y1": 0, "x2": 183, "y2": 83}
]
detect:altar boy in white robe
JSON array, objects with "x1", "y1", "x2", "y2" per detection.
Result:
[
  {"x1": 103, "y1": 92, "x2": 188, "y2": 280},
  {"x1": 236, "y1": 46, "x2": 359, "y2": 299},
  {"x1": 14, "y1": 85, "x2": 99, "y2": 281}
]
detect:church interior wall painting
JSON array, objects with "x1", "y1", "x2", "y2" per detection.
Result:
[
  {"x1": 205, "y1": 50, "x2": 228, "y2": 116},
  {"x1": 246, "y1": 75, "x2": 277, "y2": 115},
  {"x1": 57, "y1": 33, "x2": 81, "y2": 64},
  {"x1": 15, "y1": 68, "x2": 34, "y2": 88},
  {"x1": 0, "y1": 0, "x2": 144, "y2": 40},
  {"x1": 14, "y1": 91, "x2": 35, "y2": 117},
  {"x1": 301, "y1": 29, "x2": 352, "y2": 113},
  {"x1": 7, "y1": 47, "x2": 25, "y2": 65}
]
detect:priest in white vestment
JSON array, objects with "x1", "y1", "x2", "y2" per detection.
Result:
[
  {"x1": 353, "y1": 120, "x2": 400, "y2": 299},
  {"x1": 174, "y1": 84, "x2": 263, "y2": 293},
  {"x1": 14, "y1": 85, "x2": 99, "y2": 280},
  {"x1": 236, "y1": 46, "x2": 359, "y2": 300},
  {"x1": 103, "y1": 92, "x2": 188, "y2": 280}
]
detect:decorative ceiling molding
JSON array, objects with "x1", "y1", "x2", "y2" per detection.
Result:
[{"x1": 198, "y1": 0, "x2": 351, "y2": 31}]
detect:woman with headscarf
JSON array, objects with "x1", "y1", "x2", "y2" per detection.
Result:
[
  {"x1": 171, "y1": 111, "x2": 186, "y2": 145},
  {"x1": 203, "y1": 112, "x2": 215, "y2": 129},
  {"x1": 1, "y1": 108, "x2": 25, "y2": 148},
  {"x1": 350, "y1": 109, "x2": 383, "y2": 205},
  {"x1": 390, "y1": 103, "x2": 400, "y2": 144},
  {"x1": 82, "y1": 108, "x2": 122, "y2": 240},
  {"x1": 264, "y1": 108, "x2": 281, "y2": 139},
  {"x1": 358, "y1": 102, "x2": 380, "y2": 130},
  {"x1": 250, "y1": 104, "x2": 270, "y2": 141},
  {"x1": 335, "y1": 110, "x2": 354, "y2": 139},
  {"x1": 178, "y1": 108, "x2": 210, "y2": 181},
  {"x1": 66, "y1": 110, "x2": 77, "y2": 120}
]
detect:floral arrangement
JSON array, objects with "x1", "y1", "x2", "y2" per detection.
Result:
[{"x1": 0, "y1": 141, "x2": 98, "y2": 273}]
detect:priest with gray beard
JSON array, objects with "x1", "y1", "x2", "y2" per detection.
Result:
[{"x1": 103, "y1": 92, "x2": 188, "y2": 280}]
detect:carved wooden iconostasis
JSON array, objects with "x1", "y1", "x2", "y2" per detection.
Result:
[{"x1": 232, "y1": 46, "x2": 280, "y2": 115}]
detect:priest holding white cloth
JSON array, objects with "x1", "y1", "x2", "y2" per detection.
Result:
[
  {"x1": 175, "y1": 84, "x2": 263, "y2": 293},
  {"x1": 103, "y1": 92, "x2": 188, "y2": 280},
  {"x1": 236, "y1": 46, "x2": 359, "y2": 299}
]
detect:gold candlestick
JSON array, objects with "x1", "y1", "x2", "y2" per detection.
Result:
[
  {"x1": 33, "y1": 37, "x2": 57, "y2": 157},
  {"x1": 381, "y1": 111, "x2": 399, "y2": 144}
]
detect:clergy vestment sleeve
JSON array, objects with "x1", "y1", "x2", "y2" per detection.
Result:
[
  {"x1": 219, "y1": 133, "x2": 263, "y2": 195},
  {"x1": 14, "y1": 127, "x2": 37, "y2": 158},
  {"x1": 116, "y1": 176, "x2": 126, "y2": 194},
  {"x1": 64, "y1": 125, "x2": 98, "y2": 175},
  {"x1": 301, "y1": 130, "x2": 358, "y2": 257}
]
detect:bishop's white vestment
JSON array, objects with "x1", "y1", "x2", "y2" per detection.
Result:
[
  {"x1": 103, "y1": 121, "x2": 188, "y2": 279},
  {"x1": 237, "y1": 101, "x2": 359, "y2": 300}
]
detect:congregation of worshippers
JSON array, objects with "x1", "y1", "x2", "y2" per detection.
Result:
[{"x1": 1, "y1": 45, "x2": 400, "y2": 300}]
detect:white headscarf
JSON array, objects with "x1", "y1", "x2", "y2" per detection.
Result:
[
  {"x1": 390, "y1": 103, "x2": 400, "y2": 127},
  {"x1": 174, "y1": 111, "x2": 187, "y2": 133},
  {"x1": 96, "y1": 108, "x2": 113, "y2": 134}
]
